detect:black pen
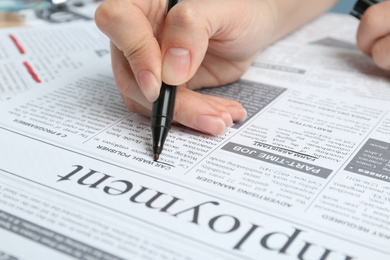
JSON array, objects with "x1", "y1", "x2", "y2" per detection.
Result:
[
  {"x1": 350, "y1": 0, "x2": 379, "y2": 19},
  {"x1": 151, "y1": 0, "x2": 179, "y2": 161}
]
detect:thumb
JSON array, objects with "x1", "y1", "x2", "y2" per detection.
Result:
[{"x1": 160, "y1": 1, "x2": 210, "y2": 85}]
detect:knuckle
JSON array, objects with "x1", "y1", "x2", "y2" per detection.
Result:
[
  {"x1": 172, "y1": 96, "x2": 186, "y2": 123},
  {"x1": 95, "y1": 0, "x2": 123, "y2": 30},
  {"x1": 361, "y1": 6, "x2": 382, "y2": 30},
  {"x1": 168, "y1": 4, "x2": 198, "y2": 27},
  {"x1": 122, "y1": 35, "x2": 150, "y2": 63},
  {"x1": 113, "y1": 62, "x2": 136, "y2": 97}
]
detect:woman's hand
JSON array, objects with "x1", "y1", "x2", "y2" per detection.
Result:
[
  {"x1": 95, "y1": 0, "x2": 337, "y2": 134},
  {"x1": 95, "y1": 0, "x2": 276, "y2": 134}
]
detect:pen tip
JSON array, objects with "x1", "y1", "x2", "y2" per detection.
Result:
[{"x1": 154, "y1": 153, "x2": 159, "y2": 161}]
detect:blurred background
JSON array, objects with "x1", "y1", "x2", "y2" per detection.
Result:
[
  {"x1": 331, "y1": 0, "x2": 356, "y2": 13},
  {"x1": 0, "y1": 0, "x2": 362, "y2": 27},
  {"x1": 0, "y1": 0, "x2": 359, "y2": 14}
]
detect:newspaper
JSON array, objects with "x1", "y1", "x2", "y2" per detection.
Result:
[
  {"x1": 244, "y1": 13, "x2": 390, "y2": 100},
  {"x1": 0, "y1": 22, "x2": 109, "y2": 101},
  {"x1": 0, "y1": 13, "x2": 390, "y2": 260}
]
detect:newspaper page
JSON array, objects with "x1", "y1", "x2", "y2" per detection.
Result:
[
  {"x1": 1, "y1": 13, "x2": 390, "y2": 260},
  {"x1": 0, "y1": 21, "x2": 109, "y2": 102},
  {"x1": 244, "y1": 13, "x2": 390, "y2": 100},
  {"x1": 1, "y1": 61, "x2": 390, "y2": 260}
]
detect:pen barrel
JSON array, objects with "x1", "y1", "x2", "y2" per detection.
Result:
[
  {"x1": 151, "y1": 83, "x2": 177, "y2": 154},
  {"x1": 166, "y1": 0, "x2": 179, "y2": 13},
  {"x1": 151, "y1": 0, "x2": 179, "y2": 159},
  {"x1": 151, "y1": 83, "x2": 177, "y2": 127},
  {"x1": 351, "y1": 0, "x2": 378, "y2": 19}
]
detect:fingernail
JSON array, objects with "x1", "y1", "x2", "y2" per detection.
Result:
[
  {"x1": 137, "y1": 70, "x2": 160, "y2": 102},
  {"x1": 242, "y1": 108, "x2": 248, "y2": 120},
  {"x1": 194, "y1": 115, "x2": 226, "y2": 135},
  {"x1": 221, "y1": 112, "x2": 233, "y2": 127},
  {"x1": 162, "y1": 47, "x2": 190, "y2": 84},
  {"x1": 227, "y1": 106, "x2": 248, "y2": 121}
]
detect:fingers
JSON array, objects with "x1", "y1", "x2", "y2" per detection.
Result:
[
  {"x1": 160, "y1": 0, "x2": 209, "y2": 85},
  {"x1": 97, "y1": 0, "x2": 248, "y2": 135},
  {"x1": 96, "y1": 0, "x2": 267, "y2": 98},
  {"x1": 151, "y1": 88, "x2": 247, "y2": 135},
  {"x1": 121, "y1": 91, "x2": 246, "y2": 136},
  {"x1": 357, "y1": 1, "x2": 390, "y2": 70},
  {"x1": 110, "y1": 42, "x2": 150, "y2": 108},
  {"x1": 95, "y1": 0, "x2": 163, "y2": 102},
  {"x1": 111, "y1": 39, "x2": 247, "y2": 136},
  {"x1": 204, "y1": 94, "x2": 248, "y2": 122},
  {"x1": 160, "y1": 0, "x2": 268, "y2": 86}
]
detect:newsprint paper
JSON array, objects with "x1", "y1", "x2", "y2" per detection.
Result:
[{"x1": 0, "y1": 14, "x2": 390, "y2": 260}]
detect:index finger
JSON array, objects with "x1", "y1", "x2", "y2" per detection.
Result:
[{"x1": 95, "y1": 0, "x2": 166, "y2": 102}]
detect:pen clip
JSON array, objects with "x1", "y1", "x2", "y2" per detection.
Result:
[{"x1": 350, "y1": 0, "x2": 380, "y2": 19}]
